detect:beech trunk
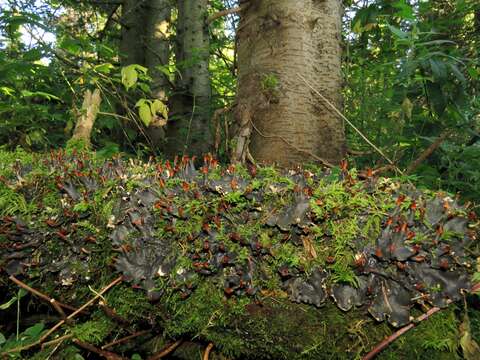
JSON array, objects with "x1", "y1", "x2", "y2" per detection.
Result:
[{"x1": 235, "y1": 0, "x2": 346, "y2": 167}]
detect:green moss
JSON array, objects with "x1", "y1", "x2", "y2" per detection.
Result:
[
  {"x1": 0, "y1": 183, "x2": 34, "y2": 216},
  {"x1": 70, "y1": 315, "x2": 114, "y2": 345},
  {"x1": 380, "y1": 308, "x2": 460, "y2": 359},
  {"x1": 106, "y1": 285, "x2": 159, "y2": 323},
  {"x1": 65, "y1": 138, "x2": 90, "y2": 153}
]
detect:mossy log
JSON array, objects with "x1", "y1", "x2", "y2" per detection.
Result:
[{"x1": 0, "y1": 149, "x2": 479, "y2": 359}]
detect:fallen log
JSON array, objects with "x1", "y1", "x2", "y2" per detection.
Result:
[{"x1": 0, "y1": 149, "x2": 478, "y2": 359}]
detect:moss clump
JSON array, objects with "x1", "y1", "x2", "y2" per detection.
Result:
[
  {"x1": 70, "y1": 315, "x2": 114, "y2": 345},
  {"x1": 379, "y1": 308, "x2": 460, "y2": 359}
]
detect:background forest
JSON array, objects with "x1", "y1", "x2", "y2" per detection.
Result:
[{"x1": 0, "y1": 0, "x2": 479, "y2": 200}]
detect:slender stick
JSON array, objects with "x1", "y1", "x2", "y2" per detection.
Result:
[
  {"x1": 207, "y1": 4, "x2": 247, "y2": 24},
  {"x1": 73, "y1": 339, "x2": 126, "y2": 360},
  {"x1": 147, "y1": 340, "x2": 183, "y2": 360},
  {"x1": 9, "y1": 275, "x2": 81, "y2": 314},
  {"x1": 406, "y1": 130, "x2": 450, "y2": 174},
  {"x1": 101, "y1": 330, "x2": 150, "y2": 350},
  {"x1": 203, "y1": 342, "x2": 214, "y2": 360},
  {"x1": 41, "y1": 334, "x2": 73, "y2": 349},
  {"x1": 363, "y1": 282, "x2": 480, "y2": 360},
  {"x1": 2, "y1": 276, "x2": 123, "y2": 356},
  {"x1": 298, "y1": 74, "x2": 402, "y2": 174}
]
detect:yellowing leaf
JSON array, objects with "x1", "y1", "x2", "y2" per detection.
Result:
[
  {"x1": 151, "y1": 99, "x2": 168, "y2": 120},
  {"x1": 138, "y1": 103, "x2": 152, "y2": 127},
  {"x1": 121, "y1": 65, "x2": 138, "y2": 90},
  {"x1": 402, "y1": 97, "x2": 413, "y2": 119},
  {"x1": 460, "y1": 314, "x2": 480, "y2": 360}
]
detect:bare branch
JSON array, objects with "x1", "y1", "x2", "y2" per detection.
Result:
[{"x1": 207, "y1": 4, "x2": 248, "y2": 24}]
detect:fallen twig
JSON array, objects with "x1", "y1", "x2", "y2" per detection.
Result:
[
  {"x1": 363, "y1": 282, "x2": 480, "y2": 360},
  {"x1": 41, "y1": 334, "x2": 73, "y2": 350},
  {"x1": 405, "y1": 130, "x2": 450, "y2": 174},
  {"x1": 9, "y1": 275, "x2": 82, "y2": 315},
  {"x1": 101, "y1": 330, "x2": 150, "y2": 350},
  {"x1": 73, "y1": 339, "x2": 126, "y2": 360},
  {"x1": 1, "y1": 276, "x2": 123, "y2": 356},
  {"x1": 203, "y1": 342, "x2": 214, "y2": 360},
  {"x1": 147, "y1": 339, "x2": 183, "y2": 360},
  {"x1": 298, "y1": 74, "x2": 402, "y2": 174}
]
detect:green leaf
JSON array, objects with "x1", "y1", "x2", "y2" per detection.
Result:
[
  {"x1": 449, "y1": 64, "x2": 466, "y2": 84},
  {"x1": 0, "y1": 297, "x2": 17, "y2": 310},
  {"x1": 121, "y1": 65, "x2": 138, "y2": 90},
  {"x1": 402, "y1": 97, "x2": 413, "y2": 119},
  {"x1": 21, "y1": 90, "x2": 61, "y2": 101},
  {"x1": 0, "y1": 333, "x2": 5, "y2": 345},
  {"x1": 94, "y1": 63, "x2": 114, "y2": 74},
  {"x1": 426, "y1": 82, "x2": 446, "y2": 116},
  {"x1": 393, "y1": 0, "x2": 414, "y2": 20},
  {"x1": 429, "y1": 59, "x2": 447, "y2": 82},
  {"x1": 138, "y1": 103, "x2": 152, "y2": 126},
  {"x1": 151, "y1": 99, "x2": 168, "y2": 120},
  {"x1": 387, "y1": 24, "x2": 408, "y2": 39},
  {"x1": 24, "y1": 323, "x2": 44, "y2": 338},
  {"x1": 0, "y1": 87, "x2": 15, "y2": 96}
]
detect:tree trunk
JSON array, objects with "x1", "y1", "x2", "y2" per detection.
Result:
[
  {"x1": 71, "y1": 88, "x2": 102, "y2": 147},
  {"x1": 165, "y1": 0, "x2": 211, "y2": 158},
  {"x1": 119, "y1": 0, "x2": 146, "y2": 66},
  {"x1": 144, "y1": 0, "x2": 172, "y2": 147},
  {"x1": 235, "y1": 0, "x2": 346, "y2": 167}
]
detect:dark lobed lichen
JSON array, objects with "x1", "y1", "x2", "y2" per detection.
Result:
[{"x1": 0, "y1": 149, "x2": 478, "y2": 359}]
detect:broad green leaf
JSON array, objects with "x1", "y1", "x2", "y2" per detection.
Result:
[
  {"x1": 135, "y1": 99, "x2": 148, "y2": 107},
  {"x1": 94, "y1": 63, "x2": 114, "y2": 74},
  {"x1": 151, "y1": 99, "x2": 168, "y2": 120},
  {"x1": 387, "y1": 24, "x2": 408, "y2": 39},
  {"x1": 138, "y1": 103, "x2": 152, "y2": 126},
  {"x1": 426, "y1": 82, "x2": 446, "y2": 116},
  {"x1": 429, "y1": 59, "x2": 447, "y2": 82},
  {"x1": 59, "y1": 38, "x2": 82, "y2": 55},
  {"x1": 0, "y1": 332, "x2": 5, "y2": 345},
  {"x1": 24, "y1": 323, "x2": 44, "y2": 338},
  {"x1": 449, "y1": 64, "x2": 466, "y2": 84},
  {"x1": 133, "y1": 64, "x2": 148, "y2": 74},
  {"x1": 138, "y1": 83, "x2": 151, "y2": 93},
  {"x1": 121, "y1": 65, "x2": 138, "y2": 90}
]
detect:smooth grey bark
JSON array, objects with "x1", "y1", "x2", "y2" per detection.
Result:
[
  {"x1": 234, "y1": 0, "x2": 346, "y2": 167},
  {"x1": 165, "y1": 0, "x2": 212, "y2": 158}
]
